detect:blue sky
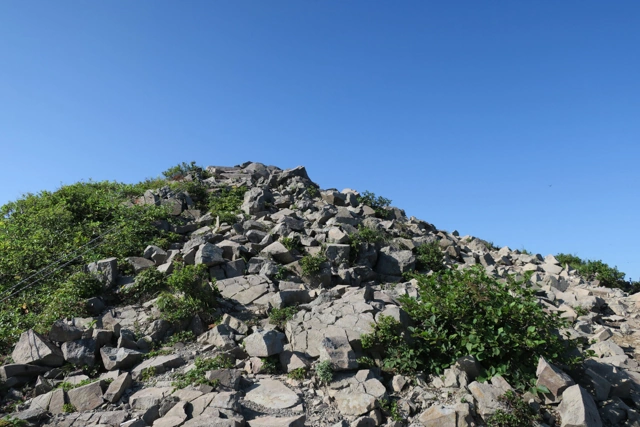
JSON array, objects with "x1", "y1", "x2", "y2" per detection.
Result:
[{"x1": 1, "y1": 1, "x2": 639, "y2": 279}]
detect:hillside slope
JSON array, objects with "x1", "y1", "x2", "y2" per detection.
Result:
[{"x1": 1, "y1": 162, "x2": 639, "y2": 427}]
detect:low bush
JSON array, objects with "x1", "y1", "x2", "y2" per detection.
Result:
[
  {"x1": 486, "y1": 390, "x2": 540, "y2": 427},
  {"x1": 556, "y1": 253, "x2": 639, "y2": 293},
  {"x1": 357, "y1": 190, "x2": 392, "y2": 219},
  {"x1": 208, "y1": 186, "x2": 247, "y2": 225},
  {"x1": 315, "y1": 360, "x2": 333, "y2": 384},
  {"x1": 361, "y1": 265, "x2": 579, "y2": 390},
  {"x1": 171, "y1": 355, "x2": 233, "y2": 390},
  {"x1": 414, "y1": 241, "x2": 446, "y2": 273},
  {"x1": 269, "y1": 306, "x2": 298, "y2": 329},
  {"x1": 349, "y1": 225, "x2": 390, "y2": 262},
  {"x1": 299, "y1": 254, "x2": 327, "y2": 277}
]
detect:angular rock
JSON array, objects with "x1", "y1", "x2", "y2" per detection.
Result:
[
  {"x1": 12, "y1": 329, "x2": 64, "y2": 367},
  {"x1": 244, "y1": 330, "x2": 286, "y2": 357},
  {"x1": 67, "y1": 380, "x2": 104, "y2": 412},
  {"x1": 536, "y1": 357, "x2": 575, "y2": 403},
  {"x1": 248, "y1": 415, "x2": 306, "y2": 427},
  {"x1": 260, "y1": 241, "x2": 295, "y2": 264},
  {"x1": 127, "y1": 256, "x2": 155, "y2": 273},
  {"x1": 131, "y1": 354, "x2": 185, "y2": 380},
  {"x1": 61, "y1": 338, "x2": 96, "y2": 367},
  {"x1": 375, "y1": 247, "x2": 415, "y2": 276},
  {"x1": 244, "y1": 379, "x2": 301, "y2": 409},
  {"x1": 87, "y1": 257, "x2": 118, "y2": 288},
  {"x1": 197, "y1": 324, "x2": 237, "y2": 350},
  {"x1": 100, "y1": 346, "x2": 143, "y2": 371},
  {"x1": 557, "y1": 385, "x2": 603, "y2": 427},
  {"x1": 104, "y1": 372, "x2": 132, "y2": 403},
  {"x1": 49, "y1": 320, "x2": 84, "y2": 343},
  {"x1": 195, "y1": 243, "x2": 225, "y2": 266},
  {"x1": 318, "y1": 335, "x2": 357, "y2": 371}
]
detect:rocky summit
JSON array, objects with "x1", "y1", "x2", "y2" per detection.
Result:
[{"x1": 2, "y1": 161, "x2": 640, "y2": 427}]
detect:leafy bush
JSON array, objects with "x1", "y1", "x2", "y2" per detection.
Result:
[
  {"x1": 378, "y1": 398, "x2": 404, "y2": 422},
  {"x1": 0, "y1": 181, "x2": 174, "y2": 353},
  {"x1": 269, "y1": 306, "x2": 298, "y2": 329},
  {"x1": 357, "y1": 190, "x2": 392, "y2": 219},
  {"x1": 415, "y1": 241, "x2": 446, "y2": 272},
  {"x1": 164, "y1": 330, "x2": 195, "y2": 346},
  {"x1": 162, "y1": 161, "x2": 206, "y2": 180},
  {"x1": 361, "y1": 266, "x2": 578, "y2": 390},
  {"x1": 315, "y1": 360, "x2": 333, "y2": 384},
  {"x1": 280, "y1": 236, "x2": 303, "y2": 253},
  {"x1": 287, "y1": 367, "x2": 307, "y2": 380},
  {"x1": 556, "y1": 253, "x2": 639, "y2": 292},
  {"x1": 260, "y1": 356, "x2": 280, "y2": 374},
  {"x1": 122, "y1": 268, "x2": 167, "y2": 303},
  {"x1": 349, "y1": 225, "x2": 389, "y2": 262},
  {"x1": 486, "y1": 391, "x2": 540, "y2": 427},
  {"x1": 299, "y1": 254, "x2": 327, "y2": 277},
  {"x1": 171, "y1": 355, "x2": 233, "y2": 390},
  {"x1": 0, "y1": 417, "x2": 27, "y2": 427},
  {"x1": 208, "y1": 186, "x2": 247, "y2": 225},
  {"x1": 62, "y1": 403, "x2": 76, "y2": 413}
]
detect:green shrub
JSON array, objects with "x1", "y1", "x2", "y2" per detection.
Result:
[
  {"x1": 349, "y1": 225, "x2": 390, "y2": 263},
  {"x1": 280, "y1": 236, "x2": 303, "y2": 253},
  {"x1": 171, "y1": 355, "x2": 233, "y2": 390},
  {"x1": 165, "y1": 330, "x2": 195, "y2": 346},
  {"x1": 162, "y1": 161, "x2": 205, "y2": 180},
  {"x1": 287, "y1": 367, "x2": 307, "y2": 380},
  {"x1": 315, "y1": 360, "x2": 333, "y2": 384},
  {"x1": 486, "y1": 391, "x2": 540, "y2": 427},
  {"x1": 361, "y1": 266, "x2": 578, "y2": 390},
  {"x1": 123, "y1": 268, "x2": 167, "y2": 303},
  {"x1": 260, "y1": 356, "x2": 280, "y2": 374},
  {"x1": 378, "y1": 398, "x2": 404, "y2": 422},
  {"x1": 62, "y1": 403, "x2": 76, "y2": 413},
  {"x1": 0, "y1": 417, "x2": 28, "y2": 427},
  {"x1": 299, "y1": 254, "x2": 327, "y2": 277},
  {"x1": 556, "y1": 253, "x2": 638, "y2": 292},
  {"x1": 0, "y1": 180, "x2": 174, "y2": 353},
  {"x1": 357, "y1": 190, "x2": 392, "y2": 219},
  {"x1": 269, "y1": 306, "x2": 298, "y2": 329},
  {"x1": 208, "y1": 186, "x2": 247, "y2": 225},
  {"x1": 415, "y1": 241, "x2": 446, "y2": 273}
]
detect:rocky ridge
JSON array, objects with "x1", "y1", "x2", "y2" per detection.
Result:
[{"x1": 1, "y1": 162, "x2": 640, "y2": 427}]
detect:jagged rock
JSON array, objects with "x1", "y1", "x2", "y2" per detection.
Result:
[
  {"x1": 144, "y1": 244, "x2": 168, "y2": 264},
  {"x1": 260, "y1": 241, "x2": 295, "y2": 264},
  {"x1": 318, "y1": 335, "x2": 357, "y2": 371},
  {"x1": 153, "y1": 400, "x2": 189, "y2": 427},
  {"x1": 49, "y1": 320, "x2": 84, "y2": 343},
  {"x1": 126, "y1": 256, "x2": 156, "y2": 273},
  {"x1": 557, "y1": 385, "x2": 603, "y2": 427},
  {"x1": 375, "y1": 247, "x2": 415, "y2": 276},
  {"x1": 248, "y1": 415, "x2": 306, "y2": 427},
  {"x1": 536, "y1": 357, "x2": 575, "y2": 403},
  {"x1": 197, "y1": 324, "x2": 237, "y2": 350},
  {"x1": 103, "y1": 372, "x2": 132, "y2": 403},
  {"x1": 244, "y1": 330, "x2": 286, "y2": 357},
  {"x1": 12, "y1": 329, "x2": 64, "y2": 367},
  {"x1": 244, "y1": 379, "x2": 301, "y2": 409},
  {"x1": 131, "y1": 354, "x2": 185, "y2": 380},
  {"x1": 129, "y1": 387, "x2": 178, "y2": 425},
  {"x1": 418, "y1": 403, "x2": 473, "y2": 427},
  {"x1": 87, "y1": 257, "x2": 118, "y2": 288},
  {"x1": 242, "y1": 187, "x2": 274, "y2": 215},
  {"x1": 100, "y1": 346, "x2": 143, "y2": 370},
  {"x1": 195, "y1": 243, "x2": 225, "y2": 266},
  {"x1": 61, "y1": 338, "x2": 96, "y2": 367},
  {"x1": 468, "y1": 376, "x2": 512, "y2": 418},
  {"x1": 67, "y1": 380, "x2": 105, "y2": 412},
  {"x1": 217, "y1": 275, "x2": 271, "y2": 305},
  {"x1": 0, "y1": 364, "x2": 49, "y2": 386},
  {"x1": 205, "y1": 369, "x2": 242, "y2": 391}
]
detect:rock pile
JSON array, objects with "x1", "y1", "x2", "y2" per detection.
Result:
[{"x1": 2, "y1": 162, "x2": 640, "y2": 427}]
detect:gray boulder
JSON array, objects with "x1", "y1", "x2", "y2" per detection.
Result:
[
  {"x1": 375, "y1": 247, "x2": 415, "y2": 276},
  {"x1": 48, "y1": 320, "x2": 83, "y2": 343},
  {"x1": 557, "y1": 385, "x2": 602, "y2": 427},
  {"x1": 195, "y1": 243, "x2": 225, "y2": 266},
  {"x1": 260, "y1": 241, "x2": 295, "y2": 264},
  {"x1": 244, "y1": 330, "x2": 286, "y2": 357},
  {"x1": 61, "y1": 339, "x2": 96, "y2": 367},
  {"x1": 12, "y1": 329, "x2": 64, "y2": 367},
  {"x1": 87, "y1": 257, "x2": 118, "y2": 288},
  {"x1": 100, "y1": 346, "x2": 143, "y2": 371}
]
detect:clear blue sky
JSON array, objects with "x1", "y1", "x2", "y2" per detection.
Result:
[{"x1": 1, "y1": 2, "x2": 639, "y2": 279}]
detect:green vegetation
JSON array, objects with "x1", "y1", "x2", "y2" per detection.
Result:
[
  {"x1": 140, "y1": 366, "x2": 157, "y2": 382},
  {"x1": 299, "y1": 253, "x2": 327, "y2": 276},
  {"x1": 280, "y1": 236, "x2": 304, "y2": 253},
  {"x1": 287, "y1": 367, "x2": 307, "y2": 380},
  {"x1": 259, "y1": 356, "x2": 280, "y2": 374},
  {"x1": 122, "y1": 267, "x2": 167, "y2": 303},
  {"x1": 414, "y1": 241, "x2": 446, "y2": 272},
  {"x1": 0, "y1": 417, "x2": 27, "y2": 427},
  {"x1": 556, "y1": 253, "x2": 639, "y2": 293},
  {"x1": 162, "y1": 161, "x2": 210, "y2": 180},
  {"x1": 315, "y1": 360, "x2": 333, "y2": 384},
  {"x1": 357, "y1": 190, "x2": 392, "y2": 219},
  {"x1": 361, "y1": 266, "x2": 579, "y2": 390},
  {"x1": 171, "y1": 355, "x2": 233, "y2": 390},
  {"x1": 268, "y1": 306, "x2": 298, "y2": 329},
  {"x1": 306, "y1": 186, "x2": 319, "y2": 198},
  {"x1": 62, "y1": 403, "x2": 76, "y2": 414},
  {"x1": 208, "y1": 186, "x2": 247, "y2": 224},
  {"x1": 349, "y1": 225, "x2": 389, "y2": 262},
  {"x1": 0, "y1": 180, "x2": 174, "y2": 353},
  {"x1": 486, "y1": 391, "x2": 540, "y2": 427},
  {"x1": 378, "y1": 398, "x2": 404, "y2": 422},
  {"x1": 165, "y1": 330, "x2": 195, "y2": 346}
]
